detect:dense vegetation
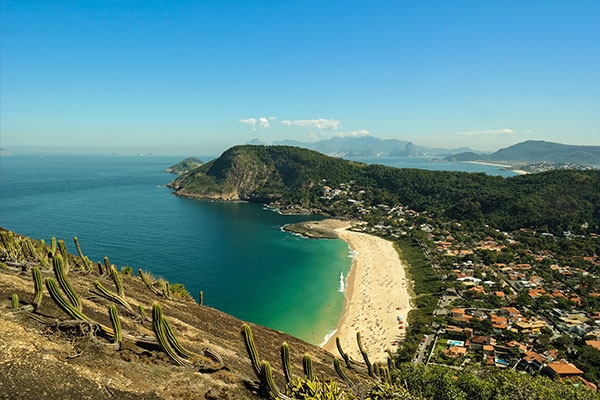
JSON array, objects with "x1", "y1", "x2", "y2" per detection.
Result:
[{"x1": 171, "y1": 145, "x2": 600, "y2": 234}]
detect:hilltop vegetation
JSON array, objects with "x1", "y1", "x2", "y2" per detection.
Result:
[
  {"x1": 165, "y1": 156, "x2": 204, "y2": 174},
  {"x1": 170, "y1": 145, "x2": 600, "y2": 235}
]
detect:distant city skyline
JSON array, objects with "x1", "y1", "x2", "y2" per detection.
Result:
[{"x1": 1, "y1": 1, "x2": 599, "y2": 155}]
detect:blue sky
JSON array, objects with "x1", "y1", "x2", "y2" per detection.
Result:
[{"x1": 1, "y1": 1, "x2": 599, "y2": 155}]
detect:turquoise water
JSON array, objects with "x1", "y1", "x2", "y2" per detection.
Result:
[
  {"x1": 0, "y1": 154, "x2": 514, "y2": 344},
  {"x1": 0, "y1": 155, "x2": 350, "y2": 344}
]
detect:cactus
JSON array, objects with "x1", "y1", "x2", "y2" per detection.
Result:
[
  {"x1": 138, "y1": 304, "x2": 148, "y2": 320},
  {"x1": 11, "y1": 293, "x2": 19, "y2": 309},
  {"x1": 198, "y1": 290, "x2": 203, "y2": 306},
  {"x1": 260, "y1": 361, "x2": 288, "y2": 400},
  {"x1": 31, "y1": 267, "x2": 44, "y2": 309},
  {"x1": 162, "y1": 280, "x2": 173, "y2": 300},
  {"x1": 0, "y1": 261, "x2": 7, "y2": 270},
  {"x1": 281, "y1": 342, "x2": 293, "y2": 384},
  {"x1": 0, "y1": 231, "x2": 19, "y2": 259},
  {"x1": 73, "y1": 237, "x2": 91, "y2": 270},
  {"x1": 109, "y1": 305, "x2": 122, "y2": 349},
  {"x1": 302, "y1": 354, "x2": 314, "y2": 381},
  {"x1": 52, "y1": 254, "x2": 81, "y2": 312},
  {"x1": 22, "y1": 239, "x2": 36, "y2": 259},
  {"x1": 57, "y1": 240, "x2": 69, "y2": 273},
  {"x1": 103, "y1": 256, "x2": 111, "y2": 273},
  {"x1": 151, "y1": 303, "x2": 192, "y2": 367},
  {"x1": 336, "y1": 337, "x2": 353, "y2": 369},
  {"x1": 37, "y1": 239, "x2": 45, "y2": 255},
  {"x1": 50, "y1": 237, "x2": 57, "y2": 257},
  {"x1": 161, "y1": 309, "x2": 195, "y2": 359},
  {"x1": 242, "y1": 324, "x2": 262, "y2": 378},
  {"x1": 138, "y1": 269, "x2": 160, "y2": 295},
  {"x1": 109, "y1": 265, "x2": 125, "y2": 298},
  {"x1": 45, "y1": 277, "x2": 113, "y2": 336},
  {"x1": 45, "y1": 278, "x2": 89, "y2": 321},
  {"x1": 333, "y1": 358, "x2": 352, "y2": 385},
  {"x1": 356, "y1": 332, "x2": 374, "y2": 377},
  {"x1": 94, "y1": 281, "x2": 134, "y2": 313},
  {"x1": 379, "y1": 365, "x2": 391, "y2": 384}
]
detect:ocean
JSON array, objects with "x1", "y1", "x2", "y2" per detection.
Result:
[{"x1": 0, "y1": 154, "x2": 517, "y2": 345}]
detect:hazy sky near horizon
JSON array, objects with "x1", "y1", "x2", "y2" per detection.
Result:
[{"x1": 1, "y1": 1, "x2": 599, "y2": 155}]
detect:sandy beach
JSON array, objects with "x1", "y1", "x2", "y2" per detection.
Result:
[{"x1": 293, "y1": 219, "x2": 413, "y2": 363}]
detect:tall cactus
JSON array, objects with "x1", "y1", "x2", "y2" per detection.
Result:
[
  {"x1": 94, "y1": 281, "x2": 134, "y2": 313},
  {"x1": 333, "y1": 358, "x2": 352, "y2": 385},
  {"x1": 356, "y1": 332, "x2": 374, "y2": 377},
  {"x1": 11, "y1": 293, "x2": 19, "y2": 309},
  {"x1": 379, "y1": 365, "x2": 391, "y2": 384},
  {"x1": 260, "y1": 361, "x2": 288, "y2": 400},
  {"x1": 281, "y1": 342, "x2": 293, "y2": 384},
  {"x1": 57, "y1": 239, "x2": 69, "y2": 273},
  {"x1": 109, "y1": 265, "x2": 125, "y2": 298},
  {"x1": 45, "y1": 277, "x2": 89, "y2": 321},
  {"x1": 52, "y1": 254, "x2": 82, "y2": 312},
  {"x1": 73, "y1": 237, "x2": 91, "y2": 270},
  {"x1": 50, "y1": 237, "x2": 57, "y2": 257},
  {"x1": 161, "y1": 308, "x2": 195, "y2": 359},
  {"x1": 31, "y1": 266, "x2": 44, "y2": 309},
  {"x1": 138, "y1": 304, "x2": 149, "y2": 320},
  {"x1": 151, "y1": 303, "x2": 192, "y2": 367},
  {"x1": 103, "y1": 256, "x2": 112, "y2": 276},
  {"x1": 242, "y1": 324, "x2": 262, "y2": 378},
  {"x1": 138, "y1": 269, "x2": 160, "y2": 295},
  {"x1": 336, "y1": 337, "x2": 353, "y2": 369},
  {"x1": 198, "y1": 291, "x2": 203, "y2": 306},
  {"x1": 109, "y1": 305, "x2": 122, "y2": 349},
  {"x1": 302, "y1": 354, "x2": 314, "y2": 381}
]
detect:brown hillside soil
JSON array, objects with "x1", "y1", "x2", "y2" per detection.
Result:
[{"x1": 0, "y1": 231, "x2": 370, "y2": 399}]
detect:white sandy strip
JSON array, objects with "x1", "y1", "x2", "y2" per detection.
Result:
[{"x1": 321, "y1": 222, "x2": 413, "y2": 363}]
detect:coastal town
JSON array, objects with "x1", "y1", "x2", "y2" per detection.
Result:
[{"x1": 279, "y1": 176, "x2": 600, "y2": 390}]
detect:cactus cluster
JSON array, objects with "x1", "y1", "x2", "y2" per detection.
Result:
[
  {"x1": 242, "y1": 324, "x2": 290, "y2": 400},
  {"x1": 151, "y1": 303, "x2": 193, "y2": 367}
]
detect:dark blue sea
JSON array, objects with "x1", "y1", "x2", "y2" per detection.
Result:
[{"x1": 0, "y1": 154, "x2": 516, "y2": 344}]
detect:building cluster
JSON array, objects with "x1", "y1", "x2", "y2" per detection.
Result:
[{"x1": 314, "y1": 179, "x2": 600, "y2": 390}]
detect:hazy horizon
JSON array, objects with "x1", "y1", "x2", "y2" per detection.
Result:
[{"x1": 1, "y1": 1, "x2": 598, "y2": 155}]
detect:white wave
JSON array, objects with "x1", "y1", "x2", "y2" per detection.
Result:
[
  {"x1": 348, "y1": 249, "x2": 359, "y2": 259},
  {"x1": 319, "y1": 329, "x2": 338, "y2": 347},
  {"x1": 338, "y1": 272, "x2": 345, "y2": 293}
]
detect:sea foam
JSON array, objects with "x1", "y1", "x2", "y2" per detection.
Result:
[{"x1": 320, "y1": 329, "x2": 338, "y2": 347}]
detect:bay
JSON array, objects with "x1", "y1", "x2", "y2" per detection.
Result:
[
  {"x1": 0, "y1": 155, "x2": 350, "y2": 345},
  {"x1": 0, "y1": 154, "x2": 515, "y2": 345}
]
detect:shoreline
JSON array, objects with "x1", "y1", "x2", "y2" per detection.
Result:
[
  {"x1": 288, "y1": 219, "x2": 414, "y2": 363},
  {"x1": 463, "y1": 161, "x2": 528, "y2": 175}
]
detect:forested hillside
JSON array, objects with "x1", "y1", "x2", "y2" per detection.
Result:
[{"x1": 169, "y1": 145, "x2": 600, "y2": 234}]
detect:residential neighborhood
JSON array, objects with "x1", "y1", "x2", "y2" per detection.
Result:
[{"x1": 301, "y1": 177, "x2": 600, "y2": 390}]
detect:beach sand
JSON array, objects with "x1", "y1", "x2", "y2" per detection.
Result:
[{"x1": 300, "y1": 219, "x2": 413, "y2": 363}]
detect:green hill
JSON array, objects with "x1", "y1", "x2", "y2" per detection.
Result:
[
  {"x1": 169, "y1": 145, "x2": 600, "y2": 234},
  {"x1": 165, "y1": 156, "x2": 204, "y2": 174}
]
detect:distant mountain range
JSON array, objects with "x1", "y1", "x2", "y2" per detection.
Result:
[
  {"x1": 272, "y1": 136, "x2": 475, "y2": 157},
  {"x1": 446, "y1": 140, "x2": 600, "y2": 166}
]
